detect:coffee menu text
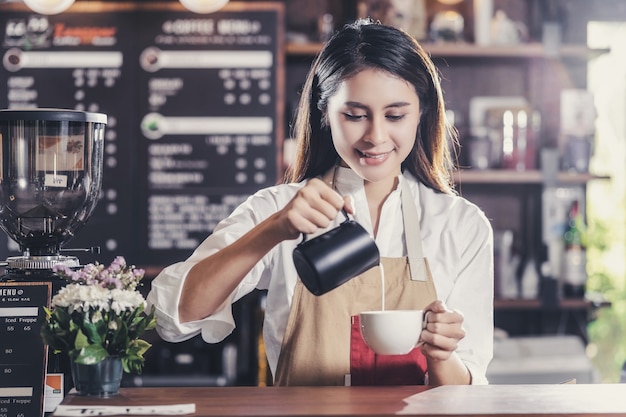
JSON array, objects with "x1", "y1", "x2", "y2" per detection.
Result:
[{"x1": 0, "y1": 2, "x2": 284, "y2": 267}]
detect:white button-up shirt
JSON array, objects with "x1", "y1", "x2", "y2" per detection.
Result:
[{"x1": 147, "y1": 168, "x2": 494, "y2": 384}]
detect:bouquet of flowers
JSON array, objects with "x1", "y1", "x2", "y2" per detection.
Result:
[{"x1": 41, "y1": 256, "x2": 157, "y2": 374}]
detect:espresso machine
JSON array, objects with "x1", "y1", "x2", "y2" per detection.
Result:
[{"x1": 0, "y1": 108, "x2": 106, "y2": 401}]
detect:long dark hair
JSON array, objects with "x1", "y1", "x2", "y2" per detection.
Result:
[{"x1": 284, "y1": 19, "x2": 456, "y2": 194}]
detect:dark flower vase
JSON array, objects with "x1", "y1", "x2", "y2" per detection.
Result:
[{"x1": 70, "y1": 356, "x2": 123, "y2": 397}]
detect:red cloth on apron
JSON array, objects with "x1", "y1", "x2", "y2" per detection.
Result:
[{"x1": 350, "y1": 315, "x2": 427, "y2": 385}]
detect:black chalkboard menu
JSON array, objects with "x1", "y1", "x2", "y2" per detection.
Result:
[
  {"x1": 0, "y1": 2, "x2": 285, "y2": 269},
  {"x1": 134, "y1": 2, "x2": 284, "y2": 265},
  {"x1": 0, "y1": 282, "x2": 51, "y2": 417}
]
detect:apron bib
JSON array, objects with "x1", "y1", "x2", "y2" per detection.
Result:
[{"x1": 274, "y1": 173, "x2": 437, "y2": 386}]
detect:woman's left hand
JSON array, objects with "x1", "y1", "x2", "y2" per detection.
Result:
[{"x1": 419, "y1": 300, "x2": 465, "y2": 362}]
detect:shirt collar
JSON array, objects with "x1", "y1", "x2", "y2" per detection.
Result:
[{"x1": 333, "y1": 166, "x2": 403, "y2": 197}]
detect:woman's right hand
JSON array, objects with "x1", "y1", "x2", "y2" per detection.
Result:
[
  {"x1": 275, "y1": 178, "x2": 353, "y2": 240},
  {"x1": 180, "y1": 178, "x2": 352, "y2": 322}
]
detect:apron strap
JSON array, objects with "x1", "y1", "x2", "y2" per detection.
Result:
[{"x1": 401, "y1": 177, "x2": 427, "y2": 282}]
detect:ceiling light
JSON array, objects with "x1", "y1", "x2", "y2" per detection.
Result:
[
  {"x1": 23, "y1": 0, "x2": 75, "y2": 15},
  {"x1": 179, "y1": 0, "x2": 229, "y2": 14}
]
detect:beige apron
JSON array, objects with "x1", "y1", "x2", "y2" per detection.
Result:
[{"x1": 274, "y1": 174, "x2": 438, "y2": 386}]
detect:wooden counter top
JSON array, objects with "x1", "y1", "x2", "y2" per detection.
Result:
[{"x1": 54, "y1": 384, "x2": 626, "y2": 416}]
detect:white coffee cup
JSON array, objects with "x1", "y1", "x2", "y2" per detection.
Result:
[{"x1": 359, "y1": 310, "x2": 428, "y2": 355}]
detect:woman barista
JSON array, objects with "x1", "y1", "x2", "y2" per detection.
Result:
[{"x1": 147, "y1": 19, "x2": 494, "y2": 386}]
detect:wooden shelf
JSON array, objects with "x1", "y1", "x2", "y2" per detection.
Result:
[
  {"x1": 425, "y1": 42, "x2": 608, "y2": 59},
  {"x1": 452, "y1": 169, "x2": 610, "y2": 185},
  {"x1": 286, "y1": 41, "x2": 609, "y2": 59}
]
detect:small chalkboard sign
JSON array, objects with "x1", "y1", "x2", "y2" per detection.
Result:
[{"x1": 0, "y1": 282, "x2": 52, "y2": 417}]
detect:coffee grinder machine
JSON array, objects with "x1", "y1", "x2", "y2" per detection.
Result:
[
  {"x1": 0, "y1": 108, "x2": 105, "y2": 278},
  {"x1": 0, "y1": 108, "x2": 106, "y2": 399}
]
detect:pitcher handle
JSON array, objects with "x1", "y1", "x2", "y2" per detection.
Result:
[{"x1": 299, "y1": 209, "x2": 350, "y2": 244}]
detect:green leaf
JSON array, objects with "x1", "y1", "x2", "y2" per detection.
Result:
[
  {"x1": 74, "y1": 328, "x2": 89, "y2": 350},
  {"x1": 73, "y1": 344, "x2": 109, "y2": 365},
  {"x1": 128, "y1": 314, "x2": 156, "y2": 340},
  {"x1": 109, "y1": 318, "x2": 129, "y2": 352},
  {"x1": 80, "y1": 317, "x2": 103, "y2": 345},
  {"x1": 40, "y1": 325, "x2": 69, "y2": 352},
  {"x1": 54, "y1": 307, "x2": 72, "y2": 329},
  {"x1": 129, "y1": 339, "x2": 152, "y2": 357},
  {"x1": 121, "y1": 339, "x2": 152, "y2": 375}
]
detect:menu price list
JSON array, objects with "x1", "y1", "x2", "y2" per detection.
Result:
[{"x1": 0, "y1": 282, "x2": 51, "y2": 417}]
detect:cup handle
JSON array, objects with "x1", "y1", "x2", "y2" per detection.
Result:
[{"x1": 415, "y1": 310, "x2": 431, "y2": 348}]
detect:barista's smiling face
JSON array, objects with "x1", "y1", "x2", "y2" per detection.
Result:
[{"x1": 326, "y1": 68, "x2": 421, "y2": 188}]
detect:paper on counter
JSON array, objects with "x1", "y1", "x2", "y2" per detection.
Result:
[
  {"x1": 398, "y1": 384, "x2": 626, "y2": 415},
  {"x1": 53, "y1": 403, "x2": 195, "y2": 416}
]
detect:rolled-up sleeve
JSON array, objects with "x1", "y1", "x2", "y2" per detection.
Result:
[
  {"x1": 446, "y1": 204, "x2": 494, "y2": 385},
  {"x1": 147, "y1": 259, "x2": 237, "y2": 344},
  {"x1": 146, "y1": 184, "x2": 296, "y2": 345}
]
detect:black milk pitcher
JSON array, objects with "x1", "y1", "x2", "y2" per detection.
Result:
[{"x1": 293, "y1": 210, "x2": 380, "y2": 296}]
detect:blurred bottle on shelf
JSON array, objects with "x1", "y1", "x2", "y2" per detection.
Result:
[
  {"x1": 562, "y1": 200, "x2": 587, "y2": 298},
  {"x1": 318, "y1": 13, "x2": 334, "y2": 42},
  {"x1": 520, "y1": 256, "x2": 540, "y2": 299},
  {"x1": 473, "y1": 0, "x2": 493, "y2": 45},
  {"x1": 500, "y1": 108, "x2": 539, "y2": 171},
  {"x1": 539, "y1": 239, "x2": 560, "y2": 308}
]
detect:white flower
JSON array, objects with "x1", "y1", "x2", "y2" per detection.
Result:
[
  {"x1": 91, "y1": 310, "x2": 103, "y2": 323},
  {"x1": 109, "y1": 288, "x2": 146, "y2": 315},
  {"x1": 51, "y1": 284, "x2": 146, "y2": 315}
]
